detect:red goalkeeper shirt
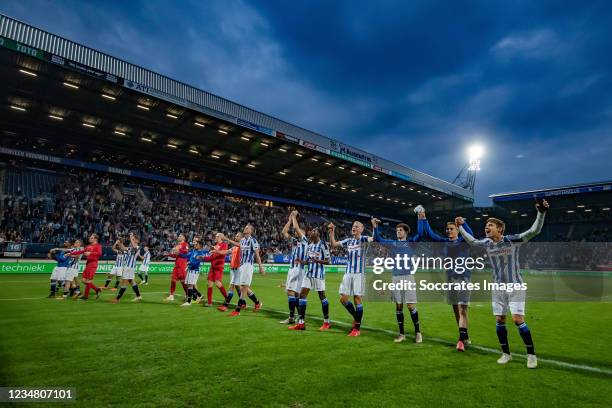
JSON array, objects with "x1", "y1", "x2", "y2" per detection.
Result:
[
  {"x1": 204, "y1": 242, "x2": 228, "y2": 274},
  {"x1": 71, "y1": 243, "x2": 102, "y2": 275}
]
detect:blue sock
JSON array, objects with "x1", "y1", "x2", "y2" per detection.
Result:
[
  {"x1": 516, "y1": 322, "x2": 535, "y2": 355},
  {"x1": 321, "y1": 298, "x2": 329, "y2": 320},
  {"x1": 496, "y1": 323, "x2": 510, "y2": 354},
  {"x1": 410, "y1": 308, "x2": 420, "y2": 333},
  {"x1": 298, "y1": 298, "x2": 307, "y2": 323},
  {"x1": 288, "y1": 295, "x2": 297, "y2": 318},
  {"x1": 342, "y1": 300, "x2": 356, "y2": 319},
  {"x1": 355, "y1": 304, "x2": 364, "y2": 329}
]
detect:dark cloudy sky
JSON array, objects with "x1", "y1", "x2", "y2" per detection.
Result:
[{"x1": 2, "y1": 0, "x2": 611, "y2": 204}]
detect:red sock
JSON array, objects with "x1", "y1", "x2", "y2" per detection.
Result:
[
  {"x1": 89, "y1": 282, "x2": 99, "y2": 292},
  {"x1": 84, "y1": 284, "x2": 91, "y2": 297},
  {"x1": 170, "y1": 280, "x2": 176, "y2": 295},
  {"x1": 181, "y1": 282, "x2": 188, "y2": 295},
  {"x1": 207, "y1": 287, "x2": 213, "y2": 305},
  {"x1": 217, "y1": 284, "x2": 228, "y2": 298}
]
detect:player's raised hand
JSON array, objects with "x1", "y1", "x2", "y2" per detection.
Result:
[
  {"x1": 455, "y1": 217, "x2": 465, "y2": 226},
  {"x1": 328, "y1": 223, "x2": 335, "y2": 231},
  {"x1": 291, "y1": 209, "x2": 299, "y2": 218},
  {"x1": 535, "y1": 198, "x2": 550, "y2": 213},
  {"x1": 371, "y1": 218, "x2": 380, "y2": 228}
]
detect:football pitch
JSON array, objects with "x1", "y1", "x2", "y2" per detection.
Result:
[{"x1": 1, "y1": 273, "x2": 611, "y2": 407}]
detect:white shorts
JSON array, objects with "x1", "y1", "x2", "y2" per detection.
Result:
[
  {"x1": 186, "y1": 269, "x2": 200, "y2": 285},
  {"x1": 238, "y1": 264, "x2": 254, "y2": 286},
  {"x1": 492, "y1": 289, "x2": 526, "y2": 316},
  {"x1": 339, "y1": 273, "x2": 365, "y2": 297},
  {"x1": 51, "y1": 267, "x2": 67, "y2": 281},
  {"x1": 301, "y1": 276, "x2": 325, "y2": 292},
  {"x1": 286, "y1": 266, "x2": 305, "y2": 293},
  {"x1": 139, "y1": 265, "x2": 149, "y2": 273},
  {"x1": 122, "y1": 267, "x2": 135, "y2": 280},
  {"x1": 110, "y1": 266, "x2": 119, "y2": 276},
  {"x1": 230, "y1": 268, "x2": 240, "y2": 286},
  {"x1": 64, "y1": 267, "x2": 79, "y2": 282},
  {"x1": 392, "y1": 274, "x2": 417, "y2": 304}
]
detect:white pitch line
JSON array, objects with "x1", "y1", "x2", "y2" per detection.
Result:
[
  {"x1": 258, "y1": 306, "x2": 612, "y2": 377},
  {"x1": 1, "y1": 294, "x2": 610, "y2": 376}
]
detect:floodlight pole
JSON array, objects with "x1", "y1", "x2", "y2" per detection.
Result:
[{"x1": 453, "y1": 159, "x2": 479, "y2": 193}]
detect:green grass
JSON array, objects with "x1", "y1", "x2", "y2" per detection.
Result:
[{"x1": 1, "y1": 273, "x2": 611, "y2": 407}]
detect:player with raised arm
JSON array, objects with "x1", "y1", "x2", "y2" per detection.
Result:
[
  {"x1": 371, "y1": 211, "x2": 426, "y2": 343},
  {"x1": 180, "y1": 239, "x2": 207, "y2": 307},
  {"x1": 221, "y1": 224, "x2": 265, "y2": 316},
  {"x1": 420, "y1": 209, "x2": 474, "y2": 351},
  {"x1": 111, "y1": 233, "x2": 143, "y2": 303},
  {"x1": 328, "y1": 221, "x2": 374, "y2": 337},
  {"x1": 217, "y1": 232, "x2": 243, "y2": 312},
  {"x1": 202, "y1": 233, "x2": 229, "y2": 307},
  {"x1": 457, "y1": 199, "x2": 549, "y2": 368},
  {"x1": 69, "y1": 233, "x2": 102, "y2": 300},
  {"x1": 137, "y1": 245, "x2": 151, "y2": 285},
  {"x1": 104, "y1": 239, "x2": 124, "y2": 291},
  {"x1": 164, "y1": 234, "x2": 190, "y2": 302},
  {"x1": 288, "y1": 220, "x2": 331, "y2": 331},
  {"x1": 280, "y1": 210, "x2": 309, "y2": 324}
]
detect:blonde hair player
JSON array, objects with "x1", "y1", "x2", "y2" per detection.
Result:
[{"x1": 328, "y1": 220, "x2": 375, "y2": 337}]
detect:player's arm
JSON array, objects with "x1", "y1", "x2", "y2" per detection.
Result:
[
  {"x1": 516, "y1": 200, "x2": 548, "y2": 242},
  {"x1": 291, "y1": 211, "x2": 305, "y2": 239},
  {"x1": 461, "y1": 220, "x2": 474, "y2": 238},
  {"x1": 327, "y1": 223, "x2": 342, "y2": 248},
  {"x1": 281, "y1": 212, "x2": 292, "y2": 240},
  {"x1": 421, "y1": 214, "x2": 446, "y2": 242},
  {"x1": 220, "y1": 233, "x2": 240, "y2": 247},
  {"x1": 254, "y1": 249, "x2": 265, "y2": 275},
  {"x1": 371, "y1": 218, "x2": 392, "y2": 243},
  {"x1": 456, "y1": 217, "x2": 489, "y2": 247}
]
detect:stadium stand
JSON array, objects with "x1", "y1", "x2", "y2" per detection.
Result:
[{"x1": 0, "y1": 160, "x2": 402, "y2": 259}]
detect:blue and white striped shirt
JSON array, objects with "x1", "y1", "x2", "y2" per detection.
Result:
[
  {"x1": 141, "y1": 250, "x2": 151, "y2": 267},
  {"x1": 240, "y1": 236, "x2": 260, "y2": 265},
  {"x1": 69, "y1": 247, "x2": 83, "y2": 270},
  {"x1": 478, "y1": 236, "x2": 525, "y2": 284},
  {"x1": 122, "y1": 246, "x2": 139, "y2": 269},
  {"x1": 306, "y1": 240, "x2": 330, "y2": 279},
  {"x1": 290, "y1": 236, "x2": 309, "y2": 269},
  {"x1": 340, "y1": 236, "x2": 369, "y2": 274},
  {"x1": 460, "y1": 212, "x2": 545, "y2": 284},
  {"x1": 114, "y1": 252, "x2": 124, "y2": 267}
]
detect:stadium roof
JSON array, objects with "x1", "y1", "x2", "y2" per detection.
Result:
[
  {"x1": 490, "y1": 180, "x2": 612, "y2": 202},
  {"x1": 0, "y1": 14, "x2": 473, "y2": 220}
]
